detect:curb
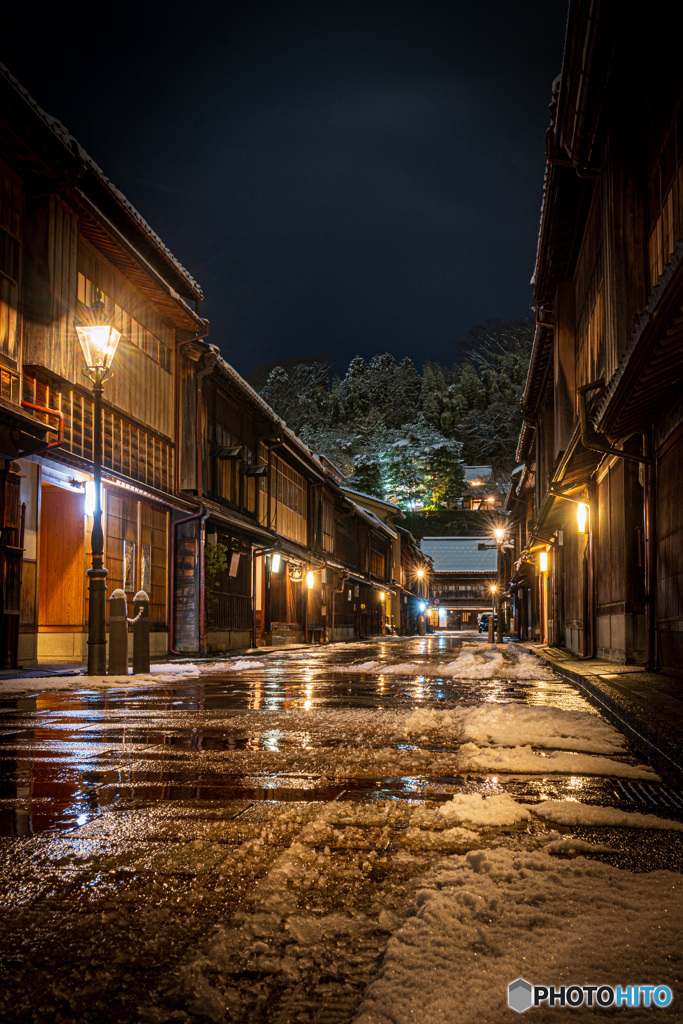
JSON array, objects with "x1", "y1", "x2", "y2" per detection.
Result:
[{"x1": 518, "y1": 644, "x2": 683, "y2": 787}]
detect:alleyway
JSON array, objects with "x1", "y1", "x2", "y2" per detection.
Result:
[{"x1": 1, "y1": 636, "x2": 682, "y2": 1023}]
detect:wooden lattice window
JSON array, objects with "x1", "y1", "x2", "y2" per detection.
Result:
[{"x1": 22, "y1": 374, "x2": 174, "y2": 493}]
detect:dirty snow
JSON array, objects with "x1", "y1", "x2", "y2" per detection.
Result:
[
  {"x1": 529, "y1": 799, "x2": 683, "y2": 831},
  {"x1": 329, "y1": 647, "x2": 556, "y2": 680},
  {"x1": 459, "y1": 741, "x2": 659, "y2": 779},
  {"x1": 355, "y1": 848, "x2": 682, "y2": 1024},
  {"x1": 438, "y1": 793, "x2": 532, "y2": 826},
  {"x1": 404, "y1": 702, "x2": 626, "y2": 755}
]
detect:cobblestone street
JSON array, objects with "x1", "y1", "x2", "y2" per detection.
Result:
[{"x1": 1, "y1": 636, "x2": 682, "y2": 1023}]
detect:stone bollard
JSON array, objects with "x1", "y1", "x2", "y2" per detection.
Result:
[
  {"x1": 132, "y1": 590, "x2": 150, "y2": 674},
  {"x1": 108, "y1": 589, "x2": 128, "y2": 676}
]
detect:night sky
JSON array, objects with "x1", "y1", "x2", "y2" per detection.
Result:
[{"x1": 3, "y1": 1, "x2": 567, "y2": 379}]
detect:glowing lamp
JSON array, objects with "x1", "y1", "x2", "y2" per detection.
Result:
[
  {"x1": 379, "y1": 591, "x2": 385, "y2": 602},
  {"x1": 75, "y1": 291, "x2": 120, "y2": 372},
  {"x1": 271, "y1": 553, "x2": 281, "y2": 573},
  {"x1": 419, "y1": 601, "x2": 426, "y2": 613},
  {"x1": 416, "y1": 568, "x2": 424, "y2": 579},
  {"x1": 539, "y1": 550, "x2": 548, "y2": 573},
  {"x1": 306, "y1": 570, "x2": 315, "y2": 589},
  {"x1": 84, "y1": 481, "x2": 103, "y2": 517},
  {"x1": 490, "y1": 583, "x2": 497, "y2": 594},
  {"x1": 577, "y1": 503, "x2": 589, "y2": 534},
  {"x1": 494, "y1": 527, "x2": 505, "y2": 543}
]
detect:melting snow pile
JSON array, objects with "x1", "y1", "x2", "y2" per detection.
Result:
[
  {"x1": 332, "y1": 648, "x2": 556, "y2": 680},
  {"x1": 354, "y1": 848, "x2": 682, "y2": 1024},
  {"x1": 456, "y1": 702, "x2": 627, "y2": 753},
  {"x1": 438, "y1": 793, "x2": 532, "y2": 826},
  {"x1": 436, "y1": 648, "x2": 556, "y2": 680},
  {"x1": 458, "y1": 741, "x2": 658, "y2": 779},
  {"x1": 529, "y1": 799, "x2": 683, "y2": 831},
  {"x1": 332, "y1": 661, "x2": 427, "y2": 675}
]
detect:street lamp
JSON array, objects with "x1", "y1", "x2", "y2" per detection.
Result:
[
  {"x1": 76, "y1": 289, "x2": 120, "y2": 675},
  {"x1": 576, "y1": 502, "x2": 589, "y2": 534},
  {"x1": 493, "y1": 526, "x2": 505, "y2": 643}
]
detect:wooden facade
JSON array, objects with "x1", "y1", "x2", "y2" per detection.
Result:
[
  {"x1": 508, "y1": 2, "x2": 683, "y2": 673},
  {"x1": 0, "y1": 64, "x2": 440, "y2": 665},
  {"x1": 0, "y1": 63, "x2": 203, "y2": 665}
]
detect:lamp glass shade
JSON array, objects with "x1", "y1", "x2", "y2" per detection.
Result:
[
  {"x1": 306, "y1": 571, "x2": 315, "y2": 589},
  {"x1": 494, "y1": 527, "x2": 505, "y2": 542},
  {"x1": 76, "y1": 323, "x2": 121, "y2": 371},
  {"x1": 416, "y1": 568, "x2": 424, "y2": 579},
  {"x1": 577, "y1": 502, "x2": 589, "y2": 534},
  {"x1": 271, "y1": 553, "x2": 281, "y2": 573},
  {"x1": 539, "y1": 550, "x2": 548, "y2": 572}
]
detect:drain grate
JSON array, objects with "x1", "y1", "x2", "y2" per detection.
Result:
[{"x1": 604, "y1": 779, "x2": 683, "y2": 814}]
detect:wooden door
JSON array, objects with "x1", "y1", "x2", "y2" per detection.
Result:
[{"x1": 38, "y1": 485, "x2": 84, "y2": 627}]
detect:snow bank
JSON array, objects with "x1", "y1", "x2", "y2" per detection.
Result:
[
  {"x1": 456, "y1": 702, "x2": 627, "y2": 754},
  {"x1": 0, "y1": 658, "x2": 267, "y2": 693},
  {"x1": 435, "y1": 648, "x2": 557, "y2": 680},
  {"x1": 330, "y1": 648, "x2": 556, "y2": 680},
  {"x1": 403, "y1": 703, "x2": 626, "y2": 756},
  {"x1": 438, "y1": 793, "x2": 532, "y2": 826},
  {"x1": 459, "y1": 741, "x2": 659, "y2": 779},
  {"x1": 529, "y1": 799, "x2": 683, "y2": 831},
  {"x1": 330, "y1": 661, "x2": 426, "y2": 675},
  {"x1": 355, "y1": 849, "x2": 682, "y2": 1024}
]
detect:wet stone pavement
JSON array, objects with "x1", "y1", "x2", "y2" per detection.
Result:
[{"x1": 1, "y1": 635, "x2": 682, "y2": 1023}]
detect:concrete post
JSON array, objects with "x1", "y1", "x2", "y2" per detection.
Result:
[
  {"x1": 132, "y1": 590, "x2": 150, "y2": 674},
  {"x1": 108, "y1": 589, "x2": 128, "y2": 675}
]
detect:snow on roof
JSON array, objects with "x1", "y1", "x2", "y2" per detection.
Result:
[
  {"x1": 350, "y1": 502, "x2": 398, "y2": 539},
  {"x1": 0, "y1": 62, "x2": 203, "y2": 301},
  {"x1": 463, "y1": 465, "x2": 493, "y2": 484},
  {"x1": 342, "y1": 487, "x2": 403, "y2": 513},
  {"x1": 420, "y1": 536, "x2": 497, "y2": 572}
]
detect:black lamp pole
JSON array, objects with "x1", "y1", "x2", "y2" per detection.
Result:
[
  {"x1": 76, "y1": 289, "x2": 120, "y2": 676},
  {"x1": 87, "y1": 369, "x2": 108, "y2": 675}
]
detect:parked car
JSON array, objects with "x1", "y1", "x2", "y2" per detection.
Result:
[{"x1": 478, "y1": 612, "x2": 497, "y2": 633}]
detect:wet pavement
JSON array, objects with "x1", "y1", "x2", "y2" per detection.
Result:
[{"x1": 1, "y1": 635, "x2": 682, "y2": 1023}]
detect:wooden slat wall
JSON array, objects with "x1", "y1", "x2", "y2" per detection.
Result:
[
  {"x1": 0, "y1": 163, "x2": 21, "y2": 365},
  {"x1": 22, "y1": 204, "x2": 174, "y2": 440},
  {"x1": 657, "y1": 427, "x2": 683, "y2": 625},
  {"x1": 78, "y1": 242, "x2": 173, "y2": 437}
]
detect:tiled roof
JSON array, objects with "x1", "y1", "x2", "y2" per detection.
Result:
[{"x1": 420, "y1": 537, "x2": 497, "y2": 572}]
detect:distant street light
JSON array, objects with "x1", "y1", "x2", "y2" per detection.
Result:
[{"x1": 75, "y1": 289, "x2": 121, "y2": 676}]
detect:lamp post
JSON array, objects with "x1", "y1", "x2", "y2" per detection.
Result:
[
  {"x1": 75, "y1": 290, "x2": 121, "y2": 675},
  {"x1": 493, "y1": 526, "x2": 505, "y2": 644}
]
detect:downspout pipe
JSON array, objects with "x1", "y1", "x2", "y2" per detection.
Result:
[
  {"x1": 578, "y1": 382, "x2": 654, "y2": 664},
  {"x1": 20, "y1": 402, "x2": 64, "y2": 455}
]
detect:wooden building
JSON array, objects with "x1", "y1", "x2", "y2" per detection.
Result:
[
  {"x1": 420, "y1": 537, "x2": 498, "y2": 630},
  {"x1": 0, "y1": 63, "x2": 204, "y2": 665},
  {"x1": 0, "y1": 64, "x2": 436, "y2": 665},
  {"x1": 510, "y1": 2, "x2": 683, "y2": 672}
]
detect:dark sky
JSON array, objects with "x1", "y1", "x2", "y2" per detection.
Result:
[{"x1": 3, "y1": 1, "x2": 567, "y2": 379}]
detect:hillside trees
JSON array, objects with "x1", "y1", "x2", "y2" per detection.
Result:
[{"x1": 256, "y1": 317, "x2": 532, "y2": 507}]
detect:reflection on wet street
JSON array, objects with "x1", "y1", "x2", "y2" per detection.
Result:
[{"x1": 1, "y1": 635, "x2": 682, "y2": 1023}]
